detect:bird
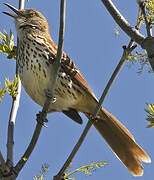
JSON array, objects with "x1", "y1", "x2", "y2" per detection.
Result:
[{"x1": 3, "y1": 3, "x2": 151, "y2": 176}]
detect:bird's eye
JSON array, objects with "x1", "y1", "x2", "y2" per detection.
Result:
[
  {"x1": 19, "y1": 24, "x2": 38, "y2": 30},
  {"x1": 31, "y1": 26, "x2": 37, "y2": 29},
  {"x1": 29, "y1": 13, "x2": 35, "y2": 17}
]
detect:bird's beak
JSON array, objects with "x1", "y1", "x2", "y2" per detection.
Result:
[{"x1": 3, "y1": 3, "x2": 22, "y2": 18}]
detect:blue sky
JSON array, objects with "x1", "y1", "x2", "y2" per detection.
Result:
[{"x1": 0, "y1": 0, "x2": 154, "y2": 179}]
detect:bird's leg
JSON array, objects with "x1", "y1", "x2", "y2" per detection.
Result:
[{"x1": 44, "y1": 88, "x2": 56, "y2": 104}]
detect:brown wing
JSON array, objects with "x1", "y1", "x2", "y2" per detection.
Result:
[
  {"x1": 60, "y1": 53, "x2": 97, "y2": 123},
  {"x1": 61, "y1": 53, "x2": 97, "y2": 99},
  {"x1": 46, "y1": 37, "x2": 95, "y2": 99}
]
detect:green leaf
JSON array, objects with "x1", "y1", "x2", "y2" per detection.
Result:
[
  {"x1": 0, "y1": 30, "x2": 16, "y2": 59},
  {"x1": 33, "y1": 164, "x2": 48, "y2": 180},
  {"x1": 64, "y1": 161, "x2": 108, "y2": 180},
  {"x1": 5, "y1": 76, "x2": 19, "y2": 99},
  {"x1": 0, "y1": 85, "x2": 7, "y2": 102},
  {"x1": 145, "y1": 103, "x2": 154, "y2": 128},
  {"x1": 115, "y1": 25, "x2": 119, "y2": 36}
]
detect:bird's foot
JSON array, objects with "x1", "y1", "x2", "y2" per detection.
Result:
[{"x1": 44, "y1": 88, "x2": 56, "y2": 103}]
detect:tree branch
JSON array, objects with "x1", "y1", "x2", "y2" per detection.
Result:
[
  {"x1": 37, "y1": 0, "x2": 66, "y2": 120},
  {"x1": 18, "y1": 0, "x2": 25, "y2": 10},
  {"x1": 101, "y1": 0, "x2": 145, "y2": 44},
  {"x1": 13, "y1": 122, "x2": 43, "y2": 175},
  {"x1": 92, "y1": 44, "x2": 137, "y2": 118},
  {"x1": 0, "y1": 151, "x2": 9, "y2": 178},
  {"x1": 6, "y1": 0, "x2": 24, "y2": 171},
  {"x1": 138, "y1": 1, "x2": 152, "y2": 37},
  {"x1": 101, "y1": 0, "x2": 154, "y2": 71},
  {"x1": 0, "y1": 1, "x2": 24, "y2": 179},
  {"x1": 6, "y1": 78, "x2": 21, "y2": 168}
]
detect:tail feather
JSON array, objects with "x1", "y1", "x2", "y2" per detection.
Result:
[{"x1": 92, "y1": 108, "x2": 151, "y2": 176}]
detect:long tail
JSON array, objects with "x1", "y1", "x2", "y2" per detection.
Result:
[{"x1": 89, "y1": 107, "x2": 151, "y2": 176}]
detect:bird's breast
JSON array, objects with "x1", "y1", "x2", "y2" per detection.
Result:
[{"x1": 16, "y1": 38, "x2": 84, "y2": 112}]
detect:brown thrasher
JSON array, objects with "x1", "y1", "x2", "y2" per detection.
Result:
[{"x1": 3, "y1": 3, "x2": 151, "y2": 176}]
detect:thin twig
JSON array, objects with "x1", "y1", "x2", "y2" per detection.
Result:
[
  {"x1": 13, "y1": 122, "x2": 42, "y2": 175},
  {"x1": 0, "y1": 0, "x2": 23, "y2": 177},
  {"x1": 12, "y1": 0, "x2": 66, "y2": 178},
  {"x1": 138, "y1": 1, "x2": 152, "y2": 37},
  {"x1": 54, "y1": 120, "x2": 92, "y2": 180},
  {"x1": 6, "y1": 80, "x2": 21, "y2": 168},
  {"x1": 6, "y1": 0, "x2": 24, "y2": 170},
  {"x1": 137, "y1": 1, "x2": 154, "y2": 71},
  {"x1": 18, "y1": 0, "x2": 25, "y2": 10},
  {"x1": 0, "y1": 151, "x2": 9, "y2": 177},
  {"x1": 101, "y1": 0, "x2": 145, "y2": 45},
  {"x1": 92, "y1": 44, "x2": 136, "y2": 118},
  {"x1": 101, "y1": 0, "x2": 154, "y2": 70},
  {"x1": 37, "y1": 0, "x2": 66, "y2": 120}
]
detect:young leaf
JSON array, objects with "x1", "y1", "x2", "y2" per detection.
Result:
[
  {"x1": 145, "y1": 104, "x2": 154, "y2": 128},
  {"x1": 33, "y1": 164, "x2": 48, "y2": 180},
  {"x1": 5, "y1": 76, "x2": 19, "y2": 99},
  {"x1": 64, "y1": 161, "x2": 108, "y2": 180},
  {"x1": 0, "y1": 84, "x2": 7, "y2": 102},
  {"x1": 0, "y1": 30, "x2": 16, "y2": 59}
]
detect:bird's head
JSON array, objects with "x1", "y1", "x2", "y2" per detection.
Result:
[{"x1": 3, "y1": 3, "x2": 50, "y2": 38}]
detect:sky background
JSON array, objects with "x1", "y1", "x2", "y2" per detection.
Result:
[{"x1": 0, "y1": 0, "x2": 154, "y2": 179}]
